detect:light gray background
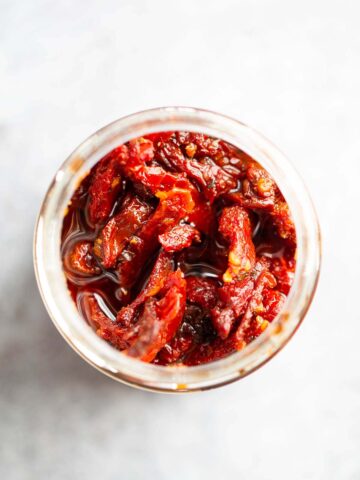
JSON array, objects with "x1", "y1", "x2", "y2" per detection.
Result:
[{"x1": 1, "y1": 1, "x2": 359, "y2": 479}]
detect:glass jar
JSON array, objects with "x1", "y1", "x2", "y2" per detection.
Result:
[{"x1": 33, "y1": 107, "x2": 321, "y2": 392}]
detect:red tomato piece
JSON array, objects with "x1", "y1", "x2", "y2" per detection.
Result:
[
  {"x1": 183, "y1": 335, "x2": 243, "y2": 366},
  {"x1": 87, "y1": 153, "x2": 122, "y2": 225},
  {"x1": 262, "y1": 288, "x2": 286, "y2": 321},
  {"x1": 157, "y1": 140, "x2": 236, "y2": 202},
  {"x1": 271, "y1": 201, "x2": 296, "y2": 245},
  {"x1": 82, "y1": 294, "x2": 135, "y2": 350},
  {"x1": 186, "y1": 276, "x2": 218, "y2": 310},
  {"x1": 159, "y1": 224, "x2": 200, "y2": 252},
  {"x1": 117, "y1": 187, "x2": 196, "y2": 289},
  {"x1": 235, "y1": 268, "x2": 276, "y2": 343},
  {"x1": 270, "y1": 256, "x2": 295, "y2": 295},
  {"x1": 211, "y1": 277, "x2": 254, "y2": 339},
  {"x1": 65, "y1": 240, "x2": 100, "y2": 276},
  {"x1": 94, "y1": 194, "x2": 153, "y2": 268},
  {"x1": 125, "y1": 270, "x2": 187, "y2": 362},
  {"x1": 219, "y1": 206, "x2": 256, "y2": 283},
  {"x1": 117, "y1": 250, "x2": 174, "y2": 327}
]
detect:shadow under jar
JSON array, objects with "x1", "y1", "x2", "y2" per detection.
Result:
[{"x1": 34, "y1": 107, "x2": 321, "y2": 392}]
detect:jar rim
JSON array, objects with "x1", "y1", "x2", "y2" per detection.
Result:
[{"x1": 33, "y1": 106, "x2": 321, "y2": 392}]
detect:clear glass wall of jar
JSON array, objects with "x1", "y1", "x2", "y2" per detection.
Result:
[{"x1": 33, "y1": 107, "x2": 321, "y2": 392}]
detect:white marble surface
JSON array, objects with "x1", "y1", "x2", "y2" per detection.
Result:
[{"x1": 1, "y1": 0, "x2": 360, "y2": 478}]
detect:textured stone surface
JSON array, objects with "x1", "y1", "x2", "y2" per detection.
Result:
[{"x1": 1, "y1": 1, "x2": 360, "y2": 479}]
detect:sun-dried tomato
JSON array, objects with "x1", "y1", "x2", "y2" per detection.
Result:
[
  {"x1": 154, "y1": 327, "x2": 195, "y2": 365},
  {"x1": 82, "y1": 294, "x2": 134, "y2": 350},
  {"x1": 183, "y1": 334, "x2": 242, "y2": 366},
  {"x1": 181, "y1": 133, "x2": 228, "y2": 161},
  {"x1": 62, "y1": 130, "x2": 296, "y2": 366},
  {"x1": 269, "y1": 256, "x2": 295, "y2": 295},
  {"x1": 186, "y1": 276, "x2": 218, "y2": 310},
  {"x1": 117, "y1": 186, "x2": 199, "y2": 289},
  {"x1": 262, "y1": 288, "x2": 286, "y2": 321},
  {"x1": 156, "y1": 139, "x2": 236, "y2": 202},
  {"x1": 125, "y1": 270, "x2": 186, "y2": 362},
  {"x1": 218, "y1": 206, "x2": 256, "y2": 283},
  {"x1": 159, "y1": 224, "x2": 200, "y2": 252},
  {"x1": 225, "y1": 161, "x2": 278, "y2": 210},
  {"x1": 94, "y1": 194, "x2": 153, "y2": 268},
  {"x1": 155, "y1": 303, "x2": 214, "y2": 365},
  {"x1": 117, "y1": 250, "x2": 173, "y2": 327},
  {"x1": 64, "y1": 240, "x2": 100, "y2": 276},
  {"x1": 271, "y1": 201, "x2": 296, "y2": 245},
  {"x1": 87, "y1": 153, "x2": 122, "y2": 225},
  {"x1": 211, "y1": 277, "x2": 254, "y2": 339},
  {"x1": 235, "y1": 268, "x2": 277, "y2": 343}
]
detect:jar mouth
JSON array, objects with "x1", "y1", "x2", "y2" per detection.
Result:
[{"x1": 33, "y1": 106, "x2": 321, "y2": 392}]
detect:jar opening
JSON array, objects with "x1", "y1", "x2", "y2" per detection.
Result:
[{"x1": 34, "y1": 107, "x2": 321, "y2": 392}]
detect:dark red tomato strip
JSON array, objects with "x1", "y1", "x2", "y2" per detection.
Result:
[
  {"x1": 117, "y1": 250, "x2": 174, "y2": 327},
  {"x1": 64, "y1": 240, "x2": 100, "y2": 276},
  {"x1": 186, "y1": 276, "x2": 218, "y2": 310},
  {"x1": 87, "y1": 153, "x2": 122, "y2": 225},
  {"x1": 125, "y1": 270, "x2": 187, "y2": 362},
  {"x1": 219, "y1": 206, "x2": 256, "y2": 283},
  {"x1": 159, "y1": 224, "x2": 200, "y2": 252},
  {"x1": 156, "y1": 139, "x2": 236, "y2": 202},
  {"x1": 94, "y1": 194, "x2": 153, "y2": 268},
  {"x1": 211, "y1": 277, "x2": 254, "y2": 339}
]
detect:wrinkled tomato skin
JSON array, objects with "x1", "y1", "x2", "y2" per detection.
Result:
[
  {"x1": 219, "y1": 206, "x2": 256, "y2": 283},
  {"x1": 87, "y1": 153, "x2": 123, "y2": 225},
  {"x1": 94, "y1": 194, "x2": 153, "y2": 268}
]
